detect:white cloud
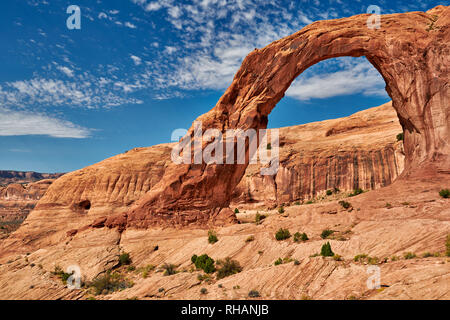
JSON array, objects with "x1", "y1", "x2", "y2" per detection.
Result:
[
  {"x1": 57, "y1": 66, "x2": 74, "y2": 77},
  {"x1": 130, "y1": 55, "x2": 142, "y2": 65},
  {"x1": 0, "y1": 76, "x2": 142, "y2": 109},
  {"x1": 286, "y1": 59, "x2": 387, "y2": 100},
  {"x1": 0, "y1": 108, "x2": 91, "y2": 138},
  {"x1": 125, "y1": 21, "x2": 137, "y2": 29}
]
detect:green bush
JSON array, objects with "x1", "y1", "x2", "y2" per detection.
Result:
[
  {"x1": 248, "y1": 290, "x2": 261, "y2": 298},
  {"x1": 274, "y1": 258, "x2": 283, "y2": 266},
  {"x1": 338, "y1": 200, "x2": 351, "y2": 209},
  {"x1": 267, "y1": 143, "x2": 272, "y2": 150},
  {"x1": 278, "y1": 206, "x2": 285, "y2": 214},
  {"x1": 396, "y1": 132, "x2": 404, "y2": 141},
  {"x1": 192, "y1": 254, "x2": 216, "y2": 274},
  {"x1": 200, "y1": 288, "x2": 208, "y2": 295},
  {"x1": 216, "y1": 257, "x2": 242, "y2": 279},
  {"x1": 293, "y1": 232, "x2": 308, "y2": 242},
  {"x1": 245, "y1": 235, "x2": 255, "y2": 242},
  {"x1": 255, "y1": 213, "x2": 266, "y2": 224},
  {"x1": 349, "y1": 188, "x2": 363, "y2": 197},
  {"x1": 89, "y1": 271, "x2": 132, "y2": 295},
  {"x1": 119, "y1": 252, "x2": 131, "y2": 266},
  {"x1": 191, "y1": 254, "x2": 198, "y2": 264},
  {"x1": 354, "y1": 254, "x2": 368, "y2": 262},
  {"x1": 162, "y1": 263, "x2": 177, "y2": 276},
  {"x1": 403, "y1": 252, "x2": 416, "y2": 260},
  {"x1": 326, "y1": 190, "x2": 333, "y2": 196},
  {"x1": 234, "y1": 208, "x2": 240, "y2": 214},
  {"x1": 208, "y1": 230, "x2": 218, "y2": 244},
  {"x1": 52, "y1": 266, "x2": 73, "y2": 284},
  {"x1": 275, "y1": 228, "x2": 291, "y2": 240},
  {"x1": 320, "y1": 229, "x2": 334, "y2": 239},
  {"x1": 320, "y1": 242, "x2": 334, "y2": 257},
  {"x1": 439, "y1": 189, "x2": 450, "y2": 198}
]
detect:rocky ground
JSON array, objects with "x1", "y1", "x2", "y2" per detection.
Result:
[{"x1": 0, "y1": 169, "x2": 448, "y2": 300}]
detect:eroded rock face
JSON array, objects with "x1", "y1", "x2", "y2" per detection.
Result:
[
  {"x1": 124, "y1": 6, "x2": 449, "y2": 227},
  {"x1": 0, "y1": 180, "x2": 55, "y2": 237},
  {"x1": 231, "y1": 103, "x2": 405, "y2": 209}
]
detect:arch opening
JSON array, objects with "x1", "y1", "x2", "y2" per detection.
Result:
[{"x1": 121, "y1": 7, "x2": 449, "y2": 228}]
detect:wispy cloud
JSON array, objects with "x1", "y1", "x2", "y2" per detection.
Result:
[
  {"x1": 286, "y1": 59, "x2": 387, "y2": 100},
  {"x1": 0, "y1": 108, "x2": 91, "y2": 138}
]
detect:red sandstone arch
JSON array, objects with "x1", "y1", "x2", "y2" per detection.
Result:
[{"x1": 118, "y1": 6, "x2": 449, "y2": 228}]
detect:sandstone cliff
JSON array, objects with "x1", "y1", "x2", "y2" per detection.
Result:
[
  {"x1": 231, "y1": 102, "x2": 404, "y2": 209},
  {"x1": 0, "y1": 180, "x2": 55, "y2": 238}
]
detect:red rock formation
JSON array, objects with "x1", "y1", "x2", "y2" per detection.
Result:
[
  {"x1": 124, "y1": 6, "x2": 449, "y2": 227},
  {"x1": 0, "y1": 180, "x2": 55, "y2": 237},
  {"x1": 231, "y1": 103, "x2": 404, "y2": 208}
]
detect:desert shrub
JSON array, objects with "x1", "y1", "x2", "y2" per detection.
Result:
[
  {"x1": 422, "y1": 252, "x2": 433, "y2": 258},
  {"x1": 275, "y1": 228, "x2": 291, "y2": 240},
  {"x1": 266, "y1": 143, "x2": 272, "y2": 150},
  {"x1": 197, "y1": 274, "x2": 213, "y2": 282},
  {"x1": 162, "y1": 263, "x2": 177, "y2": 276},
  {"x1": 439, "y1": 189, "x2": 450, "y2": 198},
  {"x1": 294, "y1": 201, "x2": 301, "y2": 205},
  {"x1": 305, "y1": 200, "x2": 313, "y2": 204},
  {"x1": 191, "y1": 254, "x2": 198, "y2": 264},
  {"x1": 391, "y1": 255, "x2": 399, "y2": 261},
  {"x1": 274, "y1": 258, "x2": 283, "y2": 266},
  {"x1": 338, "y1": 200, "x2": 351, "y2": 209},
  {"x1": 354, "y1": 254, "x2": 368, "y2": 262},
  {"x1": 293, "y1": 232, "x2": 308, "y2": 242},
  {"x1": 245, "y1": 235, "x2": 255, "y2": 243},
  {"x1": 216, "y1": 257, "x2": 242, "y2": 279},
  {"x1": 140, "y1": 265, "x2": 155, "y2": 278},
  {"x1": 234, "y1": 208, "x2": 239, "y2": 214},
  {"x1": 385, "y1": 203, "x2": 392, "y2": 209},
  {"x1": 349, "y1": 188, "x2": 364, "y2": 197},
  {"x1": 320, "y1": 229, "x2": 334, "y2": 239},
  {"x1": 200, "y1": 288, "x2": 208, "y2": 294},
  {"x1": 294, "y1": 259, "x2": 300, "y2": 265},
  {"x1": 278, "y1": 206, "x2": 285, "y2": 214},
  {"x1": 446, "y1": 234, "x2": 450, "y2": 257},
  {"x1": 368, "y1": 257, "x2": 379, "y2": 265},
  {"x1": 119, "y1": 252, "x2": 131, "y2": 266},
  {"x1": 403, "y1": 252, "x2": 416, "y2": 260},
  {"x1": 127, "y1": 265, "x2": 136, "y2": 272},
  {"x1": 208, "y1": 230, "x2": 218, "y2": 244},
  {"x1": 333, "y1": 254, "x2": 342, "y2": 261},
  {"x1": 320, "y1": 242, "x2": 334, "y2": 257},
  {"x1": 52, "y1": 266, "x2": 73, "y2": 284},
  {"x1": 326, "y1": 190, "x2": 333, "y2": 196},
  {"x1": 248, "y1": 290, "x2": 261, "y2": 298},
  {"x1": 396, "y1": 132, "x2": 404, "y2": 141},
  {"x1": 89, "y1": 271, "x2": 132, "y2": 295},
  {"x1": 192, "y1": 254, "x2": 215, "y2": 274},
  {"x1": 255, "y1": 213, "x2": 266, "y2": 224}
]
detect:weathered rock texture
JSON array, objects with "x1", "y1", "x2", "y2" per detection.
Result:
[
  {"x1": 0, "y1": 103, "x2": 402, "y2": 255},
  {"x1": 0, "y1": 180, "x2": 55, "y2": 237},
  {"x1": 231, "y1": 102, "x2": 404, "y2": 209},
  {"x1": 124, "y1": 6, "x2": 449, "y2": 227}
]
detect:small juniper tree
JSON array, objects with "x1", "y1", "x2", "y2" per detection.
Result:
[{"x1": 320, "y1": 242, "x2": 334, "y2": 257}]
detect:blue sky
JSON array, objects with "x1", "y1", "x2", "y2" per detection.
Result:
[{"x1": 0, "y1": 0, "x2": 447, "y2": 173}]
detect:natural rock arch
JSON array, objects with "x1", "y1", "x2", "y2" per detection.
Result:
[{"x1": 120, "y1": 6, "x2": 449, "y2": 229}]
